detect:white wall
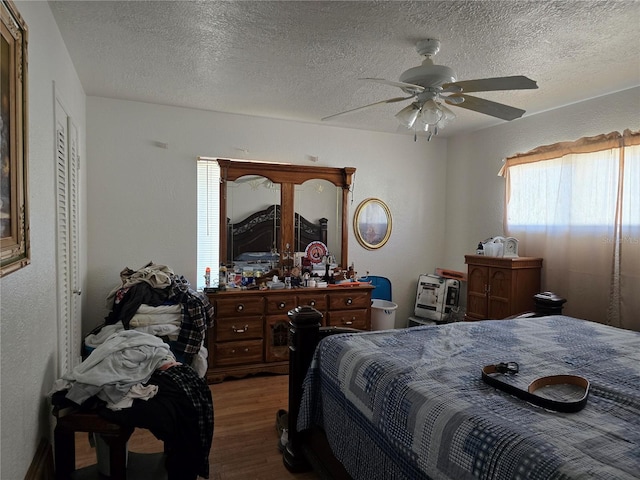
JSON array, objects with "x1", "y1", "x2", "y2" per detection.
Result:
[
  {"x1": 443, "y1": 87, "x2": 640, "y2": 315},
  {"x1": 85, "y1": 98, "x2": 448, "y2": 332},
  {"x1": 0, "y1": 2, "x2": 86, "y2": 478},
  {"x1": 86, "y1": 88, "x2": 639, "y2": 334}
]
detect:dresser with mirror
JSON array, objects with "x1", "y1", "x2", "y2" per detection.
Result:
[{"x1": 205, "y1": 159, "x2": 373, "y2": 383}]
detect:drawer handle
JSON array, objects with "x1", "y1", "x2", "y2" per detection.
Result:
[
  {"x1": 342, "y1": 316, "x2": 356, "y2": 326},
  {"x1": 346, "y1": 298, "x2": 353, "y2": 305},
  {"x1": 232, "y1": 324, "x2": 249, "y2": 334},
  {"x1": 278, "y1": 302, "x2": 286, "y2": 309},
  {"x1": 230, "y1": 347, "x2": 250, "y2": 354},
  {"x1": 236, "y1": 304, "x2": 244, "y2": 312},
  {"x1": 309, "y1": 300, "x2": 316, "y2": 306}
]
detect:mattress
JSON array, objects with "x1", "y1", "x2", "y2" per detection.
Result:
[{"x1": 297, "y1": 316, "x2": 640, "y2": 480}]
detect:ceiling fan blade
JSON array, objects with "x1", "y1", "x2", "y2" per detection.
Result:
[
  {"x1": 322, "y1": 96, "x2": 414, "y2": 121},
  {"x1": 445, "y1": 94, "x2": 526, "y2": 121},
  {"x1": 360, "y1": 78, "x2": 425, "y2": 94},
  {"x1": 443, "y1": 76, "x2": 538, "y2": 93}
]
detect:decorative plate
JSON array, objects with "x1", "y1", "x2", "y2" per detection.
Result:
[{"x1": 305, "y1": 241, "x2": 328, "y2": 264}]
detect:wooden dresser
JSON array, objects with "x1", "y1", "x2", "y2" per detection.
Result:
[
  {"x1": 205, "y1": 285, "x2": 373, "y2": 383},
  {"x1": 464, "y1": 255, "x2": 543, "y2": 321}
]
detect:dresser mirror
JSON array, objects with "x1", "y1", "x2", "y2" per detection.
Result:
[
  {"x1": 217, "y1": 159, "x2": 354, "y2": 269},
  {"x1": 295, "y1": 179, "x2": 341, "y2": 262},
  {"x1": 226, "y1": 175, "x2": 281, "y2": 265}
]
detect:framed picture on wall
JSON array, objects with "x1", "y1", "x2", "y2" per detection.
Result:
[
  {"x1": 353, "y1": 198, "x2": 392, "y2": 250},
  {"x1": 1, "y1": 0, "x2": 30, "y2": 277}
]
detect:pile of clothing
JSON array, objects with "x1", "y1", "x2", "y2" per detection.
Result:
[
  {"x1": 51, "y1": 329, "x2": 213, "y2": 480},
  {"x1": 86, "y1": 262, "x2": 214, "y2": 377}
]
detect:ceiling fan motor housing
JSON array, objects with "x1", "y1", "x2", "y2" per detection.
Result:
[{"x1": 399, "y1": 61, "x2": 457, "y2": 89}]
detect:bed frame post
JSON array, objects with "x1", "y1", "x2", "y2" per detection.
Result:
[{"x1": 283, "y1": 306, "x2": 322, "y2": 472}]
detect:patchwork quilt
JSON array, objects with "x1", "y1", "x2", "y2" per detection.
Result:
[{"x1": 298, "y1": 316, "x2": 640, "y2": 480}]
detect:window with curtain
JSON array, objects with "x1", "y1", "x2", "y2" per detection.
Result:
[
  {"x1": 197, "y1": 159, "x2": 220, "y2": 290},
  {"x1": 500, "y1": 130, "x2": 640, "y2": 332}
]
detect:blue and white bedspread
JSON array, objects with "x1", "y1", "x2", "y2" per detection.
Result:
[{"x1": 298, "y1": 316, "x2": 640, "y2": 480}]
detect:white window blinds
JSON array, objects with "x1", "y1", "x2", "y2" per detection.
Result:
[{"x1": 196, "y1": 159, "x2": 220, "y2": 289}]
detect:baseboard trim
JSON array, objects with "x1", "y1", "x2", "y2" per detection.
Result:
[{"x1": 24, "y1": 438, "x2": 54, "y2": 480}]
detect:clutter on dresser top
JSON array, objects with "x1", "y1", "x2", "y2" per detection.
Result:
[
  {"x1": 476, "y1": 236, "x2": 519, "y2": 258},
  {"x1": 204, "y1": 239, "x2": 367, "y2": 292}
]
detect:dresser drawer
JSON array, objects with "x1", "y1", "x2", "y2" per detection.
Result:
[
  {"x1": 215, "y1": 315, "x2": 263, "y2": 342},
  {"x1": 326, "y1": 309, "x2": 369, "y2": 329},
  {"x1": 296, "y1": 293, "x2": 327, "y2": 311},
  {"x1": 213, "y1": 339, "x2": 263, "y2": 367},
  {"x1": 328, "y1": 291, "x2": 372, "y2": 310},
  {"x1": 215, "y1": 296, "x2": 264, "y2": 316},
  {"x1": 265, "y1": 294, "x2": 298, "y2": 314}
]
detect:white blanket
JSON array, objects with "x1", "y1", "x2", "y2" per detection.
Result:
[
  {"x1": 129, "y1": 312, "x2": 181, "y2": 327},
  {"x1": 136, "y1": 303, "x2": 181, "y2": 315},
  {"x1": 61, "y1": 330, "x2": 175, "y2": 407}
]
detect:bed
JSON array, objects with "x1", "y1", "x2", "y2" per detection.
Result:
[
  {"x1": 226, "y1": 204, "x2": 328, "y2": 269},
  {"x1": 285, "y1": 315, "x2": 640, "y2": 479}
]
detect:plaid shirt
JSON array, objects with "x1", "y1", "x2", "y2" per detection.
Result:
[
  {"x1": 169, "y1": 276, "x2": 215, "y2": 360},
  {"x1": 154, "y1": 364, "x2": 213, "y2": 478}
]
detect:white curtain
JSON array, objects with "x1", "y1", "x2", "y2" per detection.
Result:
[{"x1": 501, "y1": 130, "x2": 640, "y2": 331}]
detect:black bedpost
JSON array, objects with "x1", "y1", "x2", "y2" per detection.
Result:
[{"x1": 283, "y1": 306, "x2": 322, "y2": 473}]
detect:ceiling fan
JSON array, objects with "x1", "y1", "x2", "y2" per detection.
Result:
[{"x1": 322, "y1": 39, "x2": 538, "y2": 140}]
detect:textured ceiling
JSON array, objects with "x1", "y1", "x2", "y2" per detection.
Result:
[{"x1": 48, "y1": 0, "x2": 640, "y2": 138}]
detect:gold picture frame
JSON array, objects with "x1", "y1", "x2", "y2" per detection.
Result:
[
  {"x1": 353, "y1": 198, "x2": 392, "y2": 250},
  {"x1": 1, "y1": 0, "x2": 29, "y2": 277}
]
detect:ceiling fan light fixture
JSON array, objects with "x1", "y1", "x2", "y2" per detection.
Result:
[
  {"x1": 436, "y1": 104, "x2": 456, "y2": 128},
  {"x1": 419, "y1": 99, "x2": 443, "y2": 125},
  {"x1": 395, "y1": 102, "x2": 421, "y2": 128},
  {"x1": 411, "y1": 101, "x2": 453, "y2": 139}
]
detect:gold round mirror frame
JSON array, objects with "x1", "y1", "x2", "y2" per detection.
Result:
[{"x1": 353, "y1": 198, "x2": 392, "y2": 250}]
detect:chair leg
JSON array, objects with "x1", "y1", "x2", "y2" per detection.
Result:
[
  {"x1": 102, "y1": 428, "x2": 133, "y2": 480},
  {"x1": 54, "y1": 427, "x2": 75, "y2": 480}
]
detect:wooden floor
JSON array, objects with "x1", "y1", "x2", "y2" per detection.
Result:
[{"x1": 75, "y1": 374, "x2": 319, "y2": 480}]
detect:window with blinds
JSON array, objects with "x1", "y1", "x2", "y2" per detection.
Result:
[{"x1": 197, "y1": 159, "x2": 220, "y2": 289}]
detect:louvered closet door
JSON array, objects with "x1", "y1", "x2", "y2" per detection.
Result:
[{"x1": 55, "y1": 96, "x2": 82, "y2": 375}]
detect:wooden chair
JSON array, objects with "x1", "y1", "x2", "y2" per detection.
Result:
[{"x1": 52, "y1": 405, "x2": 133, "y2": 480}]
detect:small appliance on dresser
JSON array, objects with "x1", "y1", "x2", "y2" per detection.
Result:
[{"x1": 408, "y1": 274, "x2": 460, "y2": 327}]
